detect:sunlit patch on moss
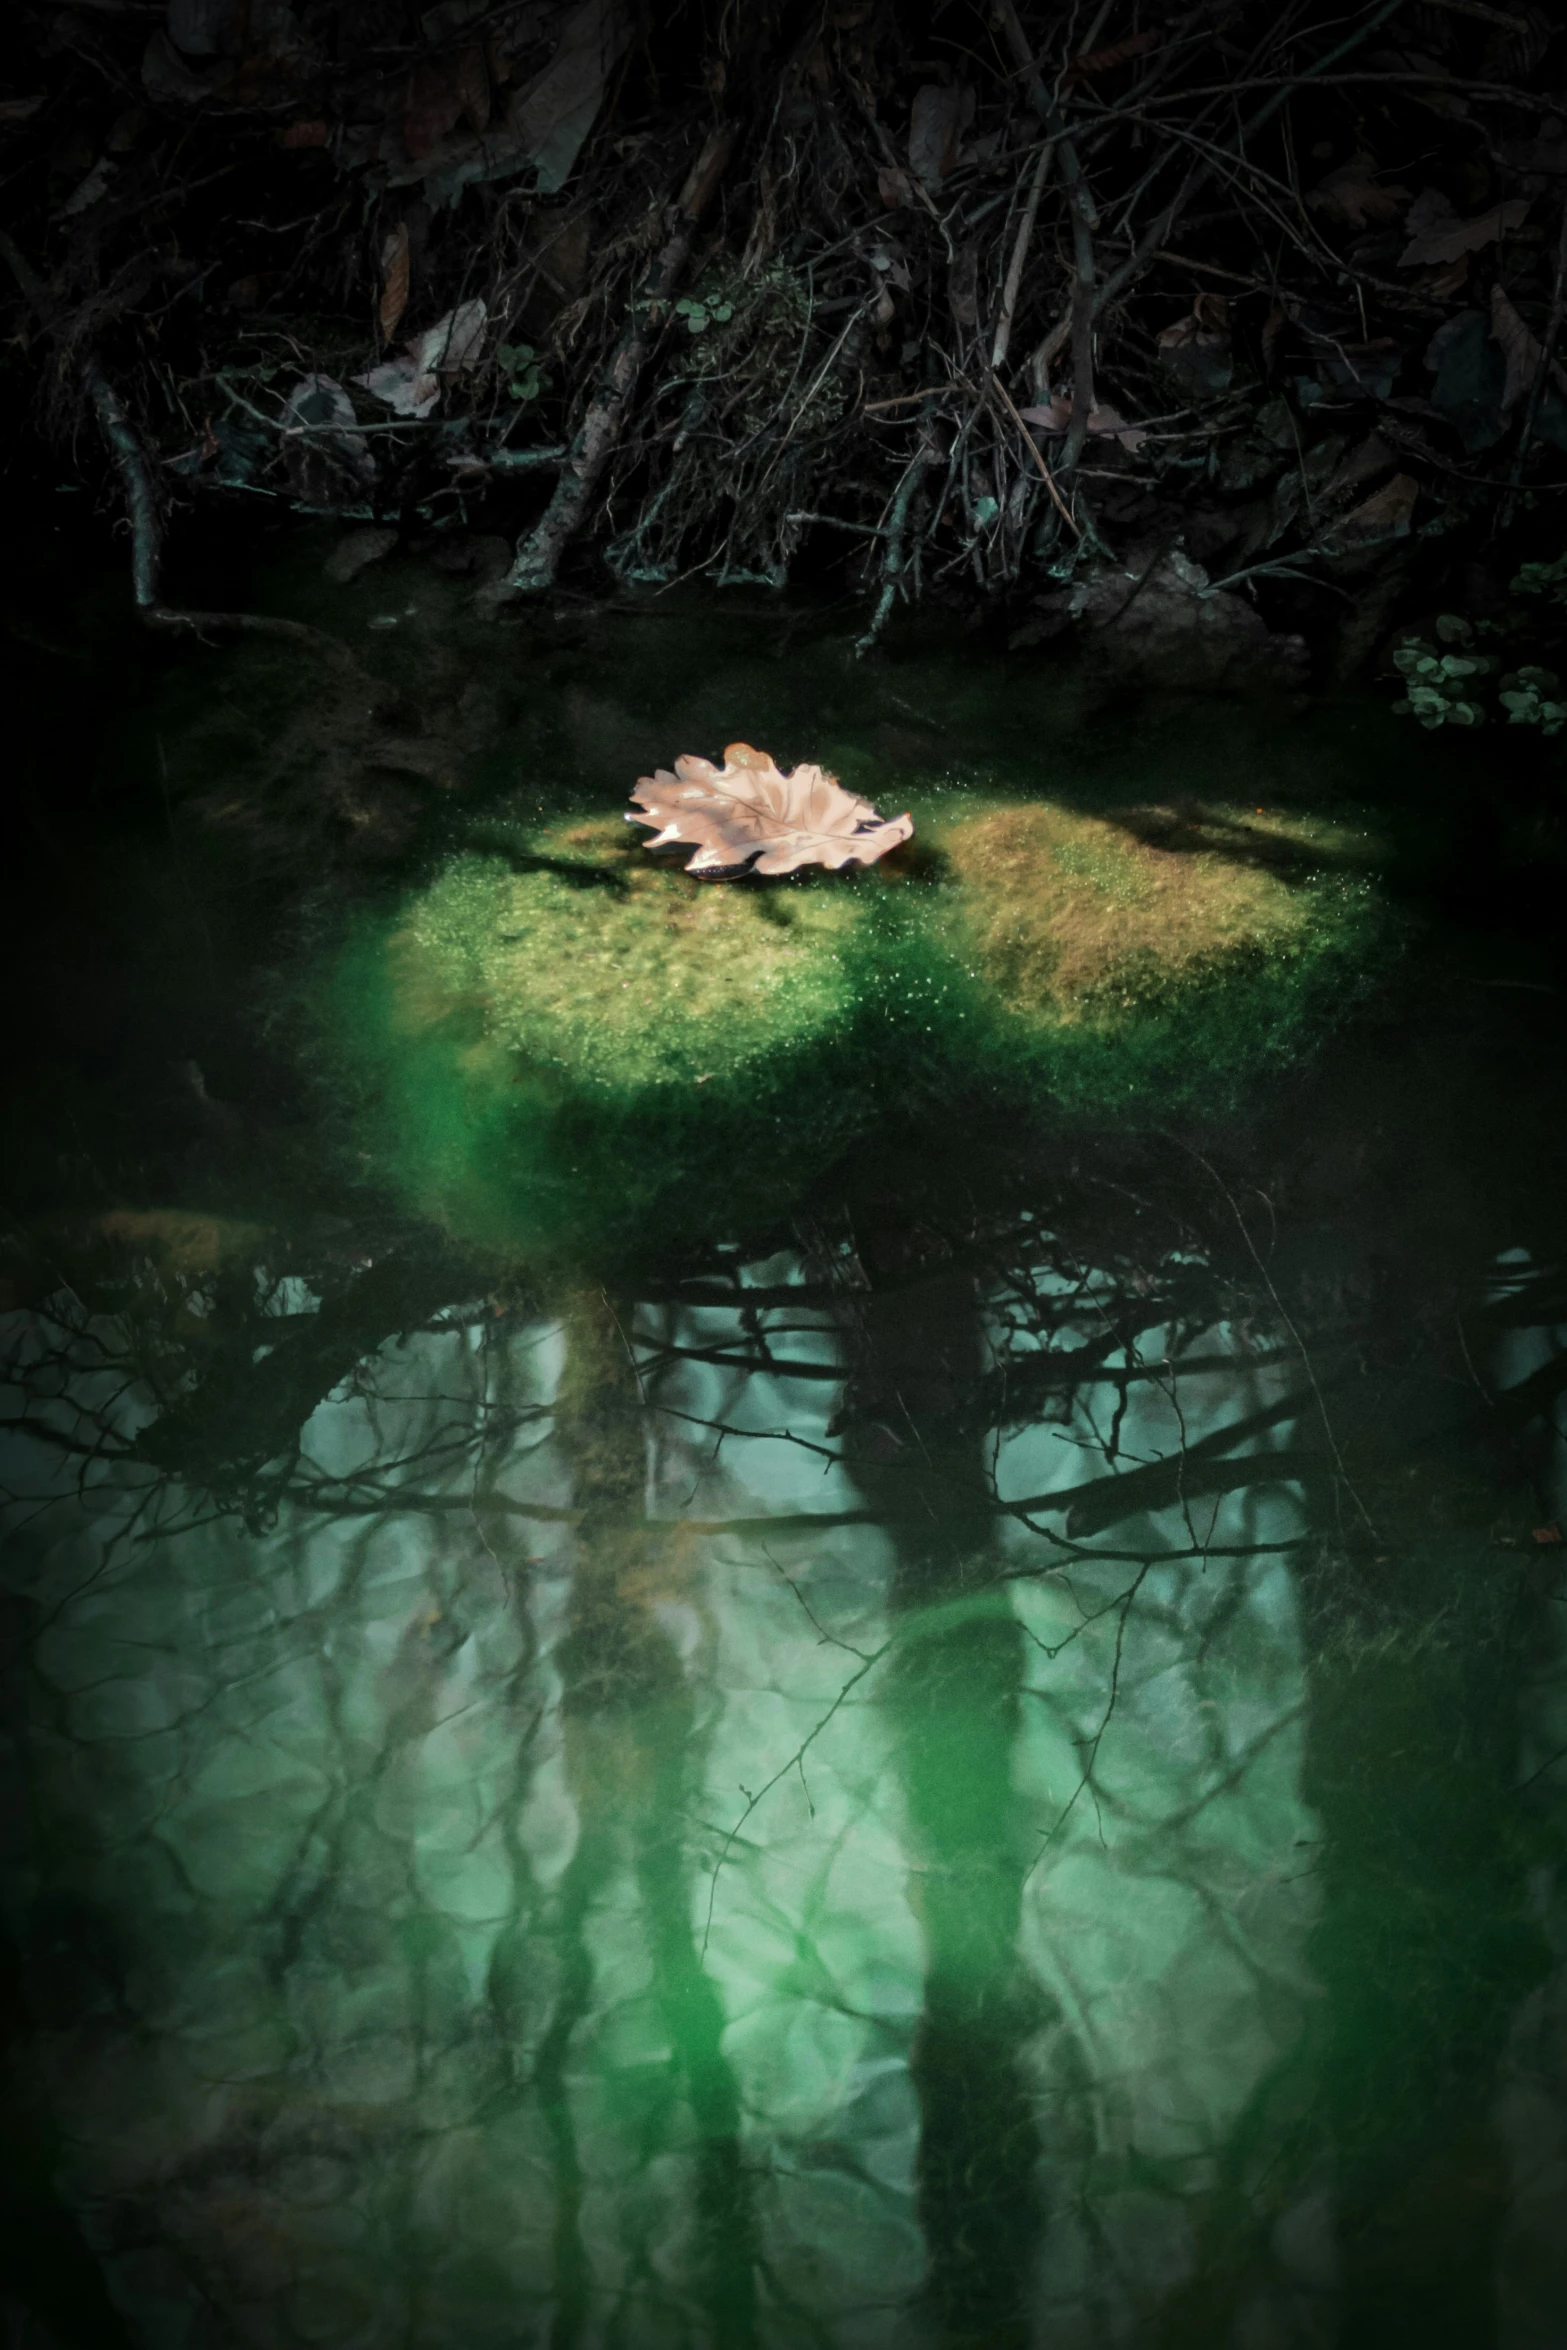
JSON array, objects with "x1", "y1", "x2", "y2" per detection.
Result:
[
  {"x1": 321, "y1": 795, "x2": 1391, "y2": 1260},
  {"x1": 393, "y1": 817, "x2": 861, "y2": 1091},
  {"x1": 900, "y1": 797, "x2": 1389, "y2": 1115}
]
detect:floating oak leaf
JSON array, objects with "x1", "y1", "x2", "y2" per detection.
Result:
[{"x1": 627, "y1": 743, "x2": 913, "y2": 878}]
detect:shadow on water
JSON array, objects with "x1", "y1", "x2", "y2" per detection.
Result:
[{"x1": 3, "y1": 545, "x2": 1567, "y2": 2346}]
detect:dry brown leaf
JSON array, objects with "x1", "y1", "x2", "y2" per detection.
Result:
[
  {"x1": 357, "y1": 297, "x2": 487, "y2": 417},
  {"x1": 456, "y1": 44, "x2": 491, "y2": 132},
  {"x1": 1335, "y1": 471, "x2": 1418, "y2": 543},
  {"x1": 1060, "y1": 28, "x2": 1159, "y2": 88},
  {"x1": 1400, "y1": 194, "x2": 1529, "y2": 266},
  {"x1": 627, "y1": 743, "x2": 914, "y2": 878},
  {"x1": 379, "y1": 220, "x2": 410, "y2": 340},
  {"x1": 1018, "y1": 396, "x2": 1148, "y2": 454},
  {"x1": 1490, "y1": 284, "x2": 1541, "y2": 414},
  {"x1": 908, "y1": 84, "x2": 968, "y2": 187},
  {"x1": 1305, "y1": 152, "x2": 1410, "y2": 231},
  {"x1": 404, "y1": 58, "x2": 465, "y2": 161}
]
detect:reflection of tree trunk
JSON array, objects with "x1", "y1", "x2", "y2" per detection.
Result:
[
  {"x1": 836, "y1": 1261, "x2": 1043, "y2": 2349},
  {"x1": 545, "y1": 1286, "x2": 757, "y2": 2348},
  {"x1": 1296, "y1": 1549, "x2": 1550, "y2": 2349}
]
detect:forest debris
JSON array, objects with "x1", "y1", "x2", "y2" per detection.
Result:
[
  {"x1": 1334, "y1": 471, "x2": 1419, "y2": 542},
  {"x1": 908, "y1": 84, "x2": 970, "y2": 187},
  {"x1": 1306, "y1": 152, "x2": 1410, "y2": 230},
  {"x1": 1157, "y1": 294, "x2": 1233, "y2": 399},
  {"x1": 1425, "y1": 309, "x2": 1507, "y2": 450},
  {"x1": 1019, "y1": 396, "x2": 1147, "y2": 454},
  {"x1": 281, "y1": 373, "x2": 375, "y2": 495},
  {"x1": 1060, "y1": 29, "x2": 1160, "y2": 89},
  {"x1": 357, "y1": 296, "x2": 487, "y2": 416},
  {"x1": 1488, "y1": 282, "x2": 1566, "y2": 414},
  {"x1": 512, "y1": 0, "x2": 630, "y2": 191},
  {"x1": 58, "y1": 157, "x2": 115, "y2": 215},
  {"x1": 382, "y1": 0, "x2": 631, "y2": 203},
  {"x1": 627, "y1": 743, "x2": 913, "y2": 877},
  {"x1": 379, "y1": 221, "x2": 411, "y2": 340},
  {"x1": 1400, "y1": 190, "x2": 1529, "y2": 266}
]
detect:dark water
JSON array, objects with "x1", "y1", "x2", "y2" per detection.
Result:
[{"x1": 2, "y1": 527, "x2": 1566, "y2": 2349}]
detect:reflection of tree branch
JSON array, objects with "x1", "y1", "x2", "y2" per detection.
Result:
[
  {"x1": 1027, "y1": 1564, "x2": 1153, "y2": 1874},
  {"x1": 699, "y1": 1644, "x2": 889, "y2": 1961}
]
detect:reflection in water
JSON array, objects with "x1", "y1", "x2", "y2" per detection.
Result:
[{"x1": 1, "y1": 1207, "x2": 1565, "y2": 2347}]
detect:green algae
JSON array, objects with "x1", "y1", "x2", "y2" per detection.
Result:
[{"x1": 321, "y1": 792, "x2": 1389, "y2": 1260}]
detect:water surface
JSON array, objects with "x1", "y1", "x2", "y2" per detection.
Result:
[{"x1": 2, "y1": 553, "x2": 1565, "y2": 2349}]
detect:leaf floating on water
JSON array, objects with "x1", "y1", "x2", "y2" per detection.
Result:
[{"x1": 627, "y1": 743, "x2": 913, "y2": 878}]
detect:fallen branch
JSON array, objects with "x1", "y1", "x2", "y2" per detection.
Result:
[
  {"x1": 0, "y1": 229, "x2": 354, "y2": 667},
  {"x1": 495, "y1": 123, "x2": 735, "y2": 600}
]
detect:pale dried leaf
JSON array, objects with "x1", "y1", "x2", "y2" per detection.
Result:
[
  {"x1": 1400, "y1": 194, "x2": 1529, "y2": 266},
  {"x1": 379, "y1": 220, "x2": 411, "y2": 340},
  {"x1": 628, "y1": 742, "x2": 914, "y2": 878},
  {"x1": 1018, "y1": 397, "x2": 1147, "y2": 454},
  {"x1": 58, "y1": 157, "x2": 115, "y2": 216},
  {"x1": 282, "y1": 372, "x2": 375, "y2": 488},
  {"x1": 357, "y1": 296, "x2": 488, "y2": 416}
]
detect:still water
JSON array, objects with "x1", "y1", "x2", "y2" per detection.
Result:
[{"x1": 2, "y1": 540, "x2": 1565, "y2": 2349}]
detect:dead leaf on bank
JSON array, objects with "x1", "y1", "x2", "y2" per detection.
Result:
[
  {"x1": 1061, "y1": 28, "x2": 1159, "y2": 88},
  {"x1": 357, "y1": 296, "x2": 487, "y2": 417},
  {"x1": 1489, "y1": 282, "x2": 1567, "y2": 414},
  {"x1": 948, "y1": 242, "x2": 979, "y2": 330},
  {"x1": 877, "y1": 165, "x2": 915, "y2": 209},
  {"x1": 282, "y1": 372, "x2": 375, "y2": 491},
  {"x1": 382, "y1": 0, "x2": 631, "y2": 206},
  {"x1": 0, "y1": 96, "x2": 46, "y2": 127},
  {"x1": 59, "y1": 157, "x2": 115, "y2": 215},
  {"x1": 1400, "y1": 190, "x2": 1529, "y2": 267},
  {"x1": 1335, "y1": 470, "x2": 1418, "y2": 543},
  {"x1": 455, "y1": 44, "x2": 491, "y2": 131},
  {"x1": 1157, "y1": 292, "x2": 1232, "y2": 398},
  {"x1": 908, "y1": 83, "x2": 971, "y2": 188},
  {"x1": 1306, "y1": 152, "x2": 1410, "y2": 232},
  {"x1": 379, "y1": 219, "x2": 411, "y2": 339},
  {"x1": 628, "y1": 743, "x2": 913, "y2": 877},
  {"x1": 1019, "y1": 396, "x2": 1148, "y2": 454}
]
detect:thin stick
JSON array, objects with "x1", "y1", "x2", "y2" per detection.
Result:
[
  {"x1": 987, "y1": 369, "x2": 1080, "y2": 535},
  {"x1": 1500, "y1": 193, "x2": 1567, "y2": 533},
  {"x1": 991, "y1": 137, "x2": 1057, "y2": 372}
]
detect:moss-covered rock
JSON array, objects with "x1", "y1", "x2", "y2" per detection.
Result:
[{"x1": 322, "y1": 795, "x2": 1388, "y2": 1260}]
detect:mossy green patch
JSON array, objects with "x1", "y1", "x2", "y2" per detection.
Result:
[{"x1": 320, "y1": 796, "x2": 1389, "y2": 1260}]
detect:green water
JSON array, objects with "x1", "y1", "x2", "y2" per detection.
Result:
[{"x1": 2, "y1": 544, "x2": 1565, "y2": 2349}]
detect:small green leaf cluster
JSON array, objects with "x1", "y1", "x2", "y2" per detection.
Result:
[
  {"x1": 494, "y1": 341, "x2": 547, "y2": 402},
  {"x1": 674, "y1": 294, "x2": 735, "y2": 336},
  {"x1": 1391, "y1": 634, "x2": 1496, "y2": 729},
  {"x1": 1498, "y1": 666, "x2": 1567, "y2": 734},
  {"x1": 1511, "y1": 552, "x2": 1567, "y2": 604}
]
